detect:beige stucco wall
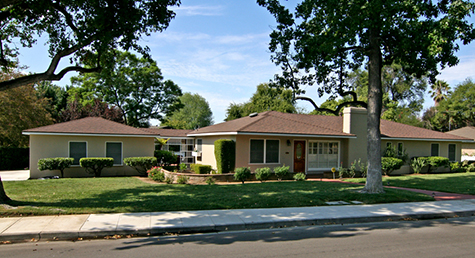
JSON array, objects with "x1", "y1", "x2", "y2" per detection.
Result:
[
  {"x1": 343, "y1": 108, "x2": 368, "y2": 163},
  {"x1": 29, "y1": 135, "x2": 155, "y2": 178},
  {"x1": 195, "y1": 135, "x2": 236, "y2": 170}
]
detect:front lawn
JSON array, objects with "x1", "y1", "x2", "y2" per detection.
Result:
[
  {"x1": 0, "y1": 177, "x2": 433, "y2": 217},
  {"x1": 345, "y1": 173, "x2": 475, "y2": 195}
]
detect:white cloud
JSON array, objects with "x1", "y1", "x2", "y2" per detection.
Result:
[
  {"x1": 437, "y1": 55, "x2": 475, "y2": 85},
  {"x1": 174, "y1": 5, "x2": 225, "y2": 16}
]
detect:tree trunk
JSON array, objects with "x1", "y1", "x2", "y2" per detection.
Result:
[
  {"x1": 0, "y1": 177, "x2": 11, "y2": 203},
  {"x1": 362, "y1": 26, "x2": 384, "y2": 194}
]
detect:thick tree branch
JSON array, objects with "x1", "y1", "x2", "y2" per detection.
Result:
[
  {"x1": 296, "y1": 96, "x2": 367, "y2": 116},
  {"x1": 50, "y1": 2, "x2": 79, "y2": 33}
]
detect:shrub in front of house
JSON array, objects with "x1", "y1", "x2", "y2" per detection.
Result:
[
  {"x1": 255, "y1": 167, "x2": 271, "y2": 182},
  {"x1": 176, "y1": 175, "x2": 189, "y2": 184},
  {"x1": 124, "y1": 157, "x2": 157, "y2": 176},
  {"x1": 381, "y1": 157, "x2": 404, "y2": 176},
  {"x1": 415, "y1": 156, "x2": 450, "y2": 173},
  {"x1": 37, "y1": 157, "x2": 74, "y2": 178},
  {"x1": 154, "y1": 150, "x2": 177, "y2": 165},
  {"x1": 293, "y1": 172, "x2": 306, "y2": 181},
  {"x1": 179, "y1": 163, "x2": 187, "y2": 172},
  {"x1": 274, "y1": 165, "x2": 289, "y2": 181},
  {"x1": 79, "y1": 157, "x2": 114, "y2": 177},
  {"x1": 205, "y1": 177, "x2": 216, "y2": 185},
  {"x1": 234, "y1": 167, "x2": 251, "y2": 184},
  {"x1": 214, "y1": 139, "x2": 236, "y2": 174},
  {"x1": 410, "y1": 157, "x2": 427, "y2": 174},
  {"x1": 147, "y1": 166, "x2": 165, "y2": 182},
  {"x1": 190, "y1": 164, "x2": 212, "y2": 174}
]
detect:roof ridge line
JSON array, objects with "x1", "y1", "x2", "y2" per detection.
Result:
[
  {"x1": 271, "y1": 112, "x2": 345, "y2": 134},
  {"x1": 238, "y1": 111, "x2": 272, "y2": 131}
]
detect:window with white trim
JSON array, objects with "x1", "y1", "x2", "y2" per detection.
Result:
[
  {"x1": 106, "y1": 142, "x2": 122, "y2": 165},
  {"x1": 397, "y1": 142, "x2": 404, "y2": 156},
  {"x1": 431, "y1": 143, "x2": 439, "y2": 156},
  {"x1": 250, "y1": 139, "x2": 279, "y2": 164},
  {"x1": 69, "y1": 142, "x2": 87, "y2": 165},
  {"x1": 308, "y1": 141, "x2": 339, "y2": 169}
]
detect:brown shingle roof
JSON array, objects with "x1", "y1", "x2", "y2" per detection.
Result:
[
  {"x1": 23, "y1": 117, "x2": 159, "y2": 137},
  {"x1": 189, "y1": 111, "x2": 353, "y2": 137},
  {"x1": 141, "y1": 128, "x2": 193, "y2": 138},
  {"x1": 380, "y1": 120, "x2": 470, "y2": 141},
  {"x1": 446, "y1": 126, "x2": 475, "y2": 140}
]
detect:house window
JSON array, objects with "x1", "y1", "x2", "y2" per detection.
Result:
[
  {"x1": 106, "y1": 142, "x2": 122, "y2": 165},
  {"x1": 386, "y1": 142, "x2": 392, "y2": 149},
  {"x1": 69, "y1": 142, "x2": 87, "y2": 166},
  {"x1": 196, "y1": 139, "x2": 202, "y2": 162},
  {"x1": 397, "y1": 142, "x2": 404, "y2": 156},
  {"x1": 448, "y1": 144, "x2": 456, "y2": 162},
  {"x1": 308, "y1": 141, "x2": 339, "y2": 169},
  {"x1": 250, "y1": 139, "x2": 279, "y2": 164},
  {"x1": 431, "y1": 143, "x2": 439, "y2": 156}
]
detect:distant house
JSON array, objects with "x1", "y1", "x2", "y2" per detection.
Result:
[
  {"x1": 141, "y1": 128, "x2": 195, "y2": 164},
  {"x1": 23, "y1": 117, "x2": 159, "y2": 178},
  {"x1": 447, "y1": 126, "x2": 475, "y2": 161}
]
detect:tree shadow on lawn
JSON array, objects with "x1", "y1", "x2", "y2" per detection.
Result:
[
  {"x1": 6, "y1": 181, "x2": 432, "y2": 215},
  {"x1": 382, "y1": 173, "x2": 475, "y2": 195}
]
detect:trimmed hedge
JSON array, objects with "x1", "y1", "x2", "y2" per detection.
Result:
[
  {"x1": 124, "y1": 157, "x2": 157, "y2": 176},
  {"x1": 274, "y1": 165, "x2": 290, "y2": 181},
  {"x1": 0, "y1": 147, "x2": 29, "y2": 170},
  {"x1": 381, "y1": 157, "x2": 404, "y2": 176},
  {"x1": 154, "y1": 150, "x2": 177, "y2": 165},
  {"x1": 416, "y1": 156, "x2": 450, "y2": 173},
  {"x1": 190, "y1": 164, "x2": 212, "y2": 174},
  {"x1": 214, "y1": 139, "x2": 235, "y2": 174},
  {"x1": 255, "y1": 167, "x2": 271, "y2": 182},
  {"x1": 234, "y1": 167, "x2": 251, "y2": 184},
  {"x1": 38, "y1": 157, "x2": 74, "y2": 177},
  {"x1": 79, "y1": 157, "x2": 114, "y2": 177}
]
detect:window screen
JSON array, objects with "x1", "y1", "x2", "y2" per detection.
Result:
[
  {"x1": 70, "y1": 142, "x2": 87, "y2": 165},
  {"x1": 106, "y1": 142, "x2": 122, "y2": 165}
]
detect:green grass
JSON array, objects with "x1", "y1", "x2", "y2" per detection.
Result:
[
  {"x1": 0, "y1": 177, "x2": 433, "y2": 216},
  {"x1": 345, "y1": 173, "x2": 475, "y2": 195}
]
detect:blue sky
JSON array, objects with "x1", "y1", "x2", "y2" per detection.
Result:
[{"x1": 20, "y1": 1, "x2": 475, "y2": 125}]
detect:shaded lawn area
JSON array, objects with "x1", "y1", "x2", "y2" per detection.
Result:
[
  {"x1": 345, "y1": 173, "x2": 475, "y2": 195},
  {"x1": 1, "y1": 177, "x2": 433, "y2": 217}
]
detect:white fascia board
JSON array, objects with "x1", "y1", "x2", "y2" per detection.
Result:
[
  {"x1": 381, "y1": 137, "x2": 474, "y2": 143},
  {"x1": 187, "y1": 131, "x2": 356, "y2": 139},
  {"x1": 156, "y1": 136, "x2": 195, "y2": 139},
  {"x1": 22, "y1": 132, "x2": 160, "y2": 138}
]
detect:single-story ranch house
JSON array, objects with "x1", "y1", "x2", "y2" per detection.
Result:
[
  {"x1": 447, "y1": 126, "x2": 475, "y2": 161},
  {"x1": 23, "y1": 107, "x2": 473, "y2": 178}
]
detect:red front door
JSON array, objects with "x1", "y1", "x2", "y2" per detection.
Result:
[{"x1": 294, "y1": 141, "x2": 306, "y2": 173}]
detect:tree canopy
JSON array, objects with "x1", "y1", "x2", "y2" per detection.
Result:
[
  {"x1": 162, "y1": 92, "x2": 214, "y2": 130},
  {"x1": 70, "y1": 51, "x2": 182, "y2": 127},
  {"x1": 258, "y1": 0, "x2": 475, "y2": 193},
  {"x1": 0, "y1": 0, "x2": 180, "y2": 91},
  {"x1": 225, "y1": 83, "x2": 296, "y2": 121}
]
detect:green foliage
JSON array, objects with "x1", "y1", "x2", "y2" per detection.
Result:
[
  {"x1": 465, "y1": 163, "x2": 475, "y2": 173},
  {"x1": 234, "y1": 167, "x2": 251, "y2": 184},
  {"x1": 162, "y1": 93, "x2": 213, "y2": 129},
  {"x1": 273, "y1": 165, "x2": 289, "y2": 181},
  {"x1": 355, "y1": 159, "x2": 368, "y2": 178},
  {"x1": 425, "y1": 156, "x2": 450, "y2": 173},
  {"x1": 124, "y1": 157, "x2": 157, "y2": 176},
  {"x1": 450, "y1": 162, "x2": 463, "y2": 172},
  {"x1": 165, "y1": 175, "x2": 174, "y2": 184},
  {"x1": 179, "y1": 163, "x2": 187, "y2": 172},
  {"x1": 255, "y1": 167, "x2": 272, "y2": 182},
  {"x1": 162, "y1": 165, "x2": 178, "y2": 172},
  {"x1": 214, "y1": 139, "x2": 236, "y2": 174},
  {"x1": 155, "y1": 138, "x2": 169, "y2": 150},
  {"x1": 338, "y1": 164, "x2": 348, "y2": 179},
  {"x1": 0, "y1": 147, "x2": 29, "y2": 170},
  {"x1": 154, "y1": 150, "x2": 178, "y2": 165},
  {"x1": 190, "y1": 164, "x2": 212, "y2": 174},
  {"x1": 410, "y1": 158, "x2": 427, "y2": 174},
  {"x1": 205, "y1": 177, "x2": 216, "y2": 185},
  {"x1": 35, "y1": 81, "x2": 69, "y2": 122},
  {"x1": 383, "y1": 145, "x2": 409, "y2": 163},
  {"x1": 381, "y1": 157, "x2": 404, "y2": 176},
  {"x1": 70, "y1": 51, "x2": 182, "y2": 127},
  {"x1": 1, "y1": 0, "x2": 180, "y2": 91},
  {"x1": 293, "y1": 172, "x2": 306, "y2": 181},
  {"x1": 225, "y1": 83, "x2": 296, "y2": 121},
  {"x1": 37, "y1": 157, "x2": 74, "y2": 177},
  {"x1": 147, "y1": 167, "x2": 165, "y2": 182},
  {"x1": 176, "y1": 175, "x2": 189, "y2": 184},
  {"x1": 79, "y1": 158, "x2": 114, "y2": 177}
]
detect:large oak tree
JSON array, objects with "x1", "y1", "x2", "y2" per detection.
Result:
[{"x1": 258, "y1": 0, "x2": 475, "y2": 193}]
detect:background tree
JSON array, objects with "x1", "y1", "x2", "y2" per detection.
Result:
[
  {"x1": 35, "y1": 81, "x2": 69, "y2": 122},
  {"x1": 0, "y1": 0, "x2": 180, "y2": 91},
  {"x1": 70, "y1": 51, "x2": 182, "y2": 127},
  {"x1": 258, "y1": 0, "x2": 475, "y2": 193},
  {"x1": 225, "y1": 83, "x2": 296, "y2": 121},
  {"x1": 162, "y1": 93, "x2": 213, "y2": 129},
  {"x1": 429, "y1": 80, "x2": 451, "y2": 106},
  {"x1": 60, "y1": 98, "x2": 124, "y2": 123}
]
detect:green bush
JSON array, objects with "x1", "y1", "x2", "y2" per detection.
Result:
[
  {"x1": 205, "y1": 177, "x2": 216, "y2": 185},
  {"x1": 177, "y1": 175, "x2": 189, "y2": 184},
  {"x1": 466, "y1": 163, "x2": 475, "y2": 173},
  {"x1": 214, "y1": 139, "x2": 236, "y2": 174},
  {"x1": 124, "y1": 157, "x2": 157, "y2": 176},
  {"x1": 449, "y1": 162, "x2": 464, "y2": 172},
  {"x1": 422, "y1": 156, "x2": 450, "y2": 173},
  {"x1": 79, "y1": 158, "x2": 114, "y2": 177},
  {"x1": 190, "y1": 164, "x2": 212, "y2": 174},
  {"x1": 162, "y1": 165, "x2": 177, "y2": 172},
  {"x1": 274, "y1": 165, "x2": 289, "y2": 181},
  {"x1": 381, "y1": 157, "x2": 404, "y2": 176},
  {"x1": 234, "y1": 167, "x2": 251, "y2": 184},
  {"x1": 0, "y1": 147, "x2": 29, "y2": 170},
  {"x1": 154, "y1": 150, "x2": 177, "y2": 165},
  {"x1": 147, "y1": 166, "x2": 165, "y2": 182},
  {"x1": 410, "y1": 157, "x2": 427, "y2": 174},
  {"x1": 255, "y1": 167, "x2": 271, "y2": 182},
  {"x1": 165, "y1": 175, "x2": 174, "y2": 184},
  {"x1": 37, "y1": 157, "x2": 74, "y2": 177},
  {"x1": 293, "y1": 172, "x2": 306, "y2": 181},
  {"x1": 383, "y1": 145, "x2": 408, "y2": 163},
  {"x1": 179, "y1": 163, "x2": 187, "y2": 171}
]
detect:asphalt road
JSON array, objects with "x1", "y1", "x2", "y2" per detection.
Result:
[{"x1": 2, "y1": 217, "x2": 475, "y2": 258}]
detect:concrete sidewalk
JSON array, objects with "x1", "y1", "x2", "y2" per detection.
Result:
[
  {"x1": 0, "y1": 170, "x2": 30, "y2": 181},
  {"x1": 1, "y1": 199, "x2": 475, "y2": 243}
]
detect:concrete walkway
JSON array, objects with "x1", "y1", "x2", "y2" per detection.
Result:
[
  {"x1": 0, "y1": 170, "x2": 30, "y2": 181},
  {"x1": 1, "y1": 199, "x2": 475, "y2": 243}
]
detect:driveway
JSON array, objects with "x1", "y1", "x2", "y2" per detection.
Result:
[{"x1": 0, "y1": 170, "x2": 30, "y2": 181}]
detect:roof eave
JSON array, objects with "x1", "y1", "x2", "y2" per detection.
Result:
[
  {"x1": 22, "y1": 132, "x2": 160, "y2": 138},
  {"x1": 381, "y1": 136, "x2": 474, "y2": 143},
  {"x1": 187, "y1": 131, "x2": 356, "y2": 139}
]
